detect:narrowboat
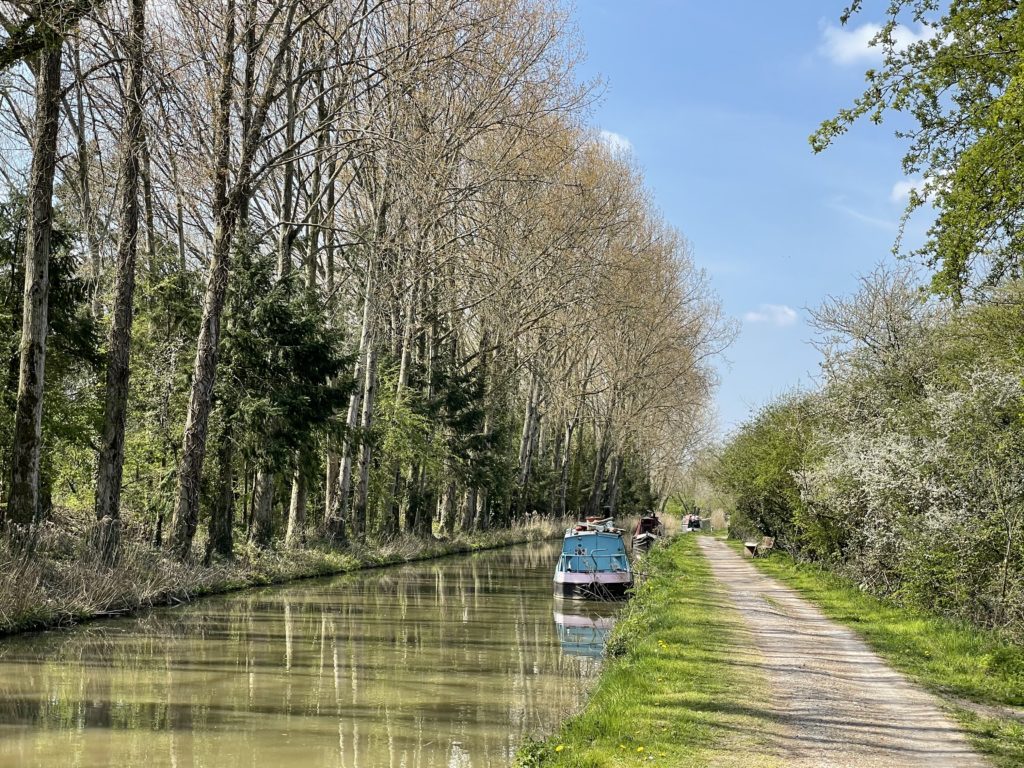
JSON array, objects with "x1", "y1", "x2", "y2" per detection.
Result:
[
  {"x1": 631, "y1": 513, "x2": 663, "y2": 552},
  {"x1": 553, "y1": 517, "x2": 633, "y2": 600}
]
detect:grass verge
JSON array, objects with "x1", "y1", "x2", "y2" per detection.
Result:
[
  {"x1": 515, "y1": 534, "x2": 780, "y2": 768},
  {"x1": 733, "y1": 541, "x2": 1024, "y2": 767},
  {"x1": 0, "y1": 517, "x2": 564, "y2": 638}
]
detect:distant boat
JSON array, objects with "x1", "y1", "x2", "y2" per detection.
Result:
[
  {"x1": 553, "y1": 517, "x2": 633, "y2": 600},
  {"x1": 631, "y1": 513, "x2": 663, "y2": 552}
]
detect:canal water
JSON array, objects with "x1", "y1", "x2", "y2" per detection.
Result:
[{"x1": 0, "y1": 540, "x2": 621, "y2": 767}]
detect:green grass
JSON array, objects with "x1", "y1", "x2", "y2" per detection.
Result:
[
  {"x1": 734, "y1": 543, "x2": 1024, "y2": 767},
  {"x1": 516, "y1": 535, "x2": 781, "y2": 768}
]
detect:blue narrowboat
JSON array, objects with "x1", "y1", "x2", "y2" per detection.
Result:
[{"x1": 553, "y1": 518, "x2": 633, "y2": 600}]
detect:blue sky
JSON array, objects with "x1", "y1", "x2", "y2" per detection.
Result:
[{"x1": 572, "y1": 1, "x2": 932, "y2": 434}]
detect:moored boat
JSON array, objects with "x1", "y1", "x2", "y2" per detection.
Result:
[
  {"x1": 553, "y1": 517, "x2": 633, "y2": 600},
  {"x1": 631, "y1": 513, "x2": 663, "y2": 552}
]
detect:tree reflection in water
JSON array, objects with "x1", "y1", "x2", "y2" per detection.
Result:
[{"x1": 0, "y1": 540, "x2": 619, "y2": 767}]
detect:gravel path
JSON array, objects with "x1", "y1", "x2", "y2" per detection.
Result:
[{"x1": 697, "y1": 537, "x2": 989, "y2": 767}]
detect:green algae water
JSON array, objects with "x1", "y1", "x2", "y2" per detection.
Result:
[{"x1": 0, "y1": 541, "x2": 620, "y2": 767}]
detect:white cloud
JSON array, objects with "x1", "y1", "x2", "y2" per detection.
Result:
[
  {"x1": 890, "y1": 177, "x2": 928, "y2": 203},
  {"x1": 599, "y1": 130, "x2": 633, "y2": 156},
  {"x1": 890, "y1": 179, "x2": 919, "y2": 203},
  {"x1": 819, "y1": 22, "x2": 935, "y2": 65},
  {"x1": 743, "y1": 304, "x2": 798, "y2": 327},
  {"x1": 891, "y1": 176, "x2": 940, "y2": 205}
]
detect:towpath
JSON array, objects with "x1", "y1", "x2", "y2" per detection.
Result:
[{"x1": 696, "y1": 536, "x2": 988, "y2": 767}]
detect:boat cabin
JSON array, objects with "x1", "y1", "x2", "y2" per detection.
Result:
[{"x1": 557, "y1": 529, "x2": 630, "y2": 575}]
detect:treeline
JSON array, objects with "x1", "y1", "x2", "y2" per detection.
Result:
[
  {"x1": 711, "y1": 0, "x2": 1024, "y2": 637},
  {"x1": 0, "y1": 0, "x2": 726, "y2": 563},
  {"x1": 714, "y1": 269, "x2": 1024, "y2": 632}
]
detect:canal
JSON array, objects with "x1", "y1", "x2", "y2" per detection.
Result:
[{"x1": 0, "y1": 540, "x2": 621, "y2": 767}]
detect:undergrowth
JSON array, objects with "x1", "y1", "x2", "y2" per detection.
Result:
[{"x1": 0, "y1": 514, "x2": 564, "y2": 637}]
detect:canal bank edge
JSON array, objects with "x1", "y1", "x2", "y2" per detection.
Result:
[
  {"x1": 516, "y1": 534, "x2": 780, "y2": 768},
  {"x1": 0, "y1": 518, "x2": 566, "y2": 639}
]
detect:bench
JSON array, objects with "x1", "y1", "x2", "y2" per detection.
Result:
[{"x1": 743, "y1": 536, "x2": 775, "y2": 558}]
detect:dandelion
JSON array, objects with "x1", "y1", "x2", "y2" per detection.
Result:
[
  {"x1": 637, "y1": 746, "x2": 645, "y2": 752},
  {"x1": 554, "y1": 745, "x2": 565, "y2": 753}
]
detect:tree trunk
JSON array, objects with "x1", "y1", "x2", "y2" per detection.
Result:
[
  {"x1": 250, "y1": 467, "x2": 275, "y2": 548},
  {"x1": 325, "y1": 267, "x2": 372, "y2": 541},
  {"x1": 352, "y1": 339, "x2": 378, "y2": 540},
  {"x1": 514, "y1": 371, "x2": 540, "y2": 517},
  {"x1": 606, "y1": 453, "x2": 623, "y2": 517},
  {"x1": 585, "y1": 432, "x2": 612, "y2": 520},
  {"x1": 71, "y1": 46, "x2": 102, "y2": 317},
  {"x1": 6, "y1": 47, "x2": 62, "y2": 528},
  {"x1": 207, "y1": 412, "x2": 235, "y2": 560},
  {"x1": 276, "y1": 51, "x2": 296, "y2": 279},
  {"x1": 384, "y1": 278, "x2": 417, "y2": 537},
  {"x1": 557, "y1": 419, "x2": 576, "y2": 518},
  {"x1": 168, "y1": 0, "x2": 236, "y2": 559},
  {"x1": 324, "y1": 451, "x2": 339, "y2": 526},
  {"x1": 285, "y1": 466, "x2": 306, "y2": 548},
  {"x1": 414, "y1": 467, "x2": 434, "y2": 537},
  {"x1": 440, "y1": 480, "x2": 457, "y2": 537},
  {"x1": 460, "y1": 486, "x2": 477, "y2": 532},
  {"x1": 94, "y1": 0, "x2": 146, "y2": 559}
]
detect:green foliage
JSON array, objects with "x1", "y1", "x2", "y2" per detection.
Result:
[
  {"x1": 714, "y1": 279, "x2": 1024, "y2": 633},
  {"x1": 714, "y1": 394, "x2": 819, "y2": 550},
  {"x1": 813, "y1": 1, "x2": 1024, "y2": 298},
  {"x1": 0, "y1": 192, "x2": 102, "y2": 514},
  {"x1": 220, "y1": 246, "x2": 351, "y2": 467},
  {"x1": 117, "y1": 241, "x2": 203, "y2": 525}
]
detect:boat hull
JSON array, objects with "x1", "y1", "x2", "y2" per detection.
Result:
[
  {"x1": 553, "y1": 571, "x2": 633, "y2": 600},
  {"x1": 632, "y1": 532, "x2": 658, "y2": 552}
]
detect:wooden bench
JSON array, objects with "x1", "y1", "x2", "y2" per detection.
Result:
[{"x1": 743, "y1": 536, "x2": 775, "y2": 558}]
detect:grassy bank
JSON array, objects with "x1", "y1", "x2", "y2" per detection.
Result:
[
  {"x1": 734, "y1": 541, "x2": 1024, "y2": 767},
  {"x1": 516, "y1": 535, "x2": 779, "y2": 768},
  {"x1": 0, "y1": 517, "x2": 564, "y2": 638}
]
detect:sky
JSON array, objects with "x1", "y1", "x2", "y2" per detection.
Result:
[{"x1": 571, "y1": 0, "x2": 933, "y2": 435}]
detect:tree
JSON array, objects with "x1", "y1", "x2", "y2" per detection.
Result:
[
  {"x1": 5, "y1": 45, "x2": 62, "y2": 527},
  {"x1": 0, "y1": 0, "x2": 107, "y2": 71},
  {"x1": 813, "y1": 2, "x2": 1024, "y2": 299},
  {"x1": 94, "y1": 0, "x2": 146, "y2": 559}
]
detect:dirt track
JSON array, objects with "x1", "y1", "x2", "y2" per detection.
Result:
[{"x1": 697, "y1": 537, "x2": 988, "y2": 767}]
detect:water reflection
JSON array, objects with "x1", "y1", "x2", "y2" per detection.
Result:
[
  {"x1": 552, "y1": 608, "x2": 617, "y2": 661},
  {"x1": 0, "y1": 541, "x2": 612, "y2": 768}
]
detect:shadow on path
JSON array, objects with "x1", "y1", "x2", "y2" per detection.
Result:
[{"x1": 697, "y1": 537, "x2": 989, "y2": 768}]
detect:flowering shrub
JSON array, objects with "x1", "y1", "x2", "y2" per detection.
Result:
[{"x1": 714, "y1": 273, "x2": 1024, "y2": 635}]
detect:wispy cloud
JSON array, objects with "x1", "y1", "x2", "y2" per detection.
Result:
[
  {"x1": 829, "y1": 200, "x2": 897, "y2": 231},
  {"x1": 819, "y1": 22, "x2": 935, "y2": 65},
  {"x1": 743, "y1": 304, "x2": 798, "y2": 327},
  {"x1": 599, "y1": 129, "x2": 633, "y2": 156}
]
